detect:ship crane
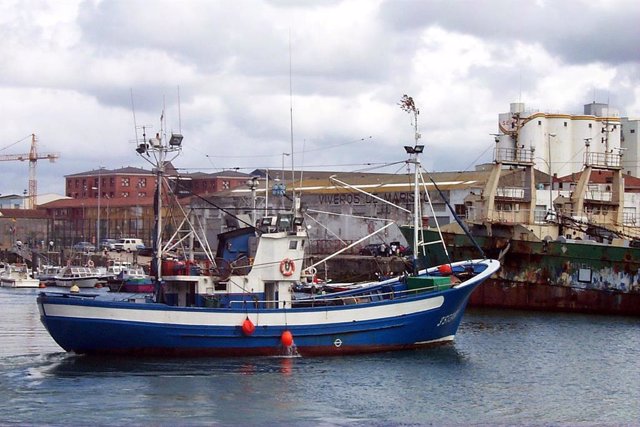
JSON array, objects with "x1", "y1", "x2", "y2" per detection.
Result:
[{"x1": 0, "y1": 134, "x2": 59, "y2": 209}]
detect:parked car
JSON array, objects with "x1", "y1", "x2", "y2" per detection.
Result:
[
  {"x1": 359, "y1": 243, "x2": 382, "y2": 256},
  {"x1": 137, "y1": 247, "x2": 154, "y2": 257},
  {"x1": 114, "y1": 238, "x2": 146, "y2": 253},
  {"x1": 100, "y1": 238, "x2": 118, "y2": 251},
  {"x1": 72, "y1": 241, "x2": 96, "y2": 252}
]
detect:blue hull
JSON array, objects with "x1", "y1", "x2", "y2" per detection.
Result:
[{"x1": 37, "y1": 282, "x2": 479, "y2": 357}]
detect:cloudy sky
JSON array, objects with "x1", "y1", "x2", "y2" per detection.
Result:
[{"x1": 1, "y1": 0, "x2": 639, "y2": 197}]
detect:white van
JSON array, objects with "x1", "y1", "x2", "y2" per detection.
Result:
[{"x1": 114, "y1": 238, "x2": 145, "y2": 253}]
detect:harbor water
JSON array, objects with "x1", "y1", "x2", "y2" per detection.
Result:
[{"x1": 0, "y1": 288, "x2": 638, "y2": 426}]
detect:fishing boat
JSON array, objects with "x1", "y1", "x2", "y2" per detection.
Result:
[
  {"x1": 1, "y1": 264, "x2": 40, "y2": 288},
  {"x1": 37, "y1": 107, "x2": 500, "y2": 357}
]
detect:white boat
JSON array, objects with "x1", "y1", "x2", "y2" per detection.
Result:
[
  {"x1": 118, "y1": 266, "x2": 149, "y2": 281},
  {"x1": 105, "y1": 260, "x2": 133, "y2": 280},
  {"x1": 54, "y1": 266, "x2": 100, "y2": 288},
  {"x1": 1, "y1": 264, "x2": 40, "y2": 288},
  {"x1": 36, "y1": 265, "x2": 62, "y2": 286}
]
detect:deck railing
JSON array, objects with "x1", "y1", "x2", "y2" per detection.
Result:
[{"x1": 225, "y1": 283, "x2": 457, "y2": 309}]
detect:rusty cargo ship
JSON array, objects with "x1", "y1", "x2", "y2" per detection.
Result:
[{"x1": 401, "y1": 104, "x2": 640, "y2": 316}]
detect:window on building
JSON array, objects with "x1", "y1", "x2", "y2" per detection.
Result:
[
  {"x1": 588, "y1": 123, "x2": 592, "y2": 128},
  {"x1": 222, "y1": 180, "x2": 230, "y2": 190},
  {"x1": 138, "y1": 192, "x2": 146, "y2": 198},
  {"x1": 564, "y1": 122, "x2": 567, "y2": 127},
  {"x1": 631, "y1": 129, "x2": 636, "y2": 134},
  {"x1": 122, "y1": 192, "x2": 129, "y2": 198},
  {"x1": 538, "y1": 120, "x2": 542, "y2": 125},
  {"x1": 139, "y1": 178, "x2": 146, "y2": 188},
  {"x1": 122, "y1": 178, "x2": 130, "y2": 187}
]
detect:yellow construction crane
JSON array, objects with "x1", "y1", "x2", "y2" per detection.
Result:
[{"x1": 0, "y1": 134, "x2": 59, "y2": 209}]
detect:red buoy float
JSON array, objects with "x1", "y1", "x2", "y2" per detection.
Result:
[
  {"x1": 437, "y1": 264, "x2": 452, "y2": 275},
  {"x1": 281, "y1": 330, "x2": 293, "y2": 347},
  {"x1": 242, "y1": 317, "x2": 255, "y2": 336}
]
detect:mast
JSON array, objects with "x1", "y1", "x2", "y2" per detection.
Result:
[
  {"x1": 135, "y1": 118, "x2": 183, "y2": 287},
  {"x1": 288, "y1": 31, "x2": 296, "y2": 205},
  {"x1": 399, "y1": 95, "x2": 423, "y2": 259},
  {"x1": 413, "y1": 149, "x2": 420, "y2": 258}
]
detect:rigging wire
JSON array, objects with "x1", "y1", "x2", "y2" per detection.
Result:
[
  {"x1": 0, "y1": 134, "x2": 33, "y2": 152},
  {"x1": 460, "y1": 142, "x2": 495, "y2": 172},
  {"x1": 183, "y1": 136, "x2": 374, "y2": 160},
  {"x1": 176, "y1": 160, "x2": 400, "y2": 173}
]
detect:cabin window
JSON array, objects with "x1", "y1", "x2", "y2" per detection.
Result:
[
  {"x1": 538, "y1": 121, "x2": 542, "y2": 125},
  {"x1": 578, "y1": 268, "x2": 592, "y2": 283},
  {"x1": 277, "y1": 214, "x2": 293, "y2": 231},
  {"x1": 564, "y1": 122, "x2": 567, "y2": 127},
  {"x1": 289, "y1": 240, "x2": 298, "y2": 250},
  {"x1": 588, "y1": 123, "x2": 592, "y2": 128}
]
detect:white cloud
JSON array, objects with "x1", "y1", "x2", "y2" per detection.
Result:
[{"x1": 0, "y1": 0, "x2": 638, "y2": 197}]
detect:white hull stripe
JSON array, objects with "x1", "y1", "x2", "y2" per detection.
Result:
[{"x1": 42, "y1": 295, "x2": 445, "y2": 327}]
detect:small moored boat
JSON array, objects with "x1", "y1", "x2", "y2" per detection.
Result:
[
  {"x1": 111, "y1": 266, "x2": 154, "y2": 293},
  {"x1": 1, "y1": 264, "x2": 40, "y2": 288},
  {"x1": 54, "y1": 266, "x2": 100, "y2": 288}
]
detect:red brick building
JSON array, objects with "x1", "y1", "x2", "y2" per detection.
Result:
[
  {"x1": 65, "y1": 166, "x2": 251, "y2": 202},
  {"x1": 42, "y1": 165, "x2": 253, "y2": 248}
]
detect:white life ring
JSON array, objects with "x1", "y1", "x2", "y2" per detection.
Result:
[{"x1": 87, "y1": 260, "x2": 95, "y2": 268}]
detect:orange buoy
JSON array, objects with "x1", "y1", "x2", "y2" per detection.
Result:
[
  {"x1": 242, "y1": 318, "x2": 255, "y2": 336},
  {"x1": 281, "y1": 330, "x2": 293, "y2": 347}
]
